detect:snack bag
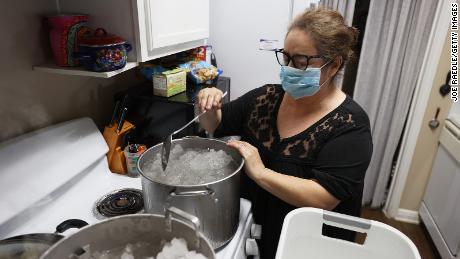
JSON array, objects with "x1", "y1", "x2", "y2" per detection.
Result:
[
  {"x1": 178, "y1": 61, "x2": 222, "y2": 84},
  {"x1": 188, "y1": 46, "x2": 207, "y2": 61}
]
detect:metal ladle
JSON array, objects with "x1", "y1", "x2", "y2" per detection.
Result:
[{"x1": 161, "y1": 91, "x2": 228, "y2": 171}]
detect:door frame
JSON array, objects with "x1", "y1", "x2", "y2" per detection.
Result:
[{"x1": 383, "y1": 0, "x2": 451, "y2": 218}]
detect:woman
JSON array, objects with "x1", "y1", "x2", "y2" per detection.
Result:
[{"x1": 197, "y1": 7, "x2": 372, "y2": 258}]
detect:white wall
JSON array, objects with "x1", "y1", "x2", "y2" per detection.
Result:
[
  {"x1": 208, "y1": 0, "x2": 291, "y2": 100},
  {"x1": 208, "y1": 0, "x2": 318, "y2": 100},
  {"x1": 0, "y1": 0, "x2": 142, "y2": 142},
  {"x1": 293, "y1": 0, "x2": 320, "y2": 17}
]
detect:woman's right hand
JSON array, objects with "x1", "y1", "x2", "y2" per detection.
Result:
[
  {"x1": 196, "y1": 87, "x2": 224, "y2": 135},
  {"x1": 196, "y1": 87, "x2": 225, "y2": 113}
]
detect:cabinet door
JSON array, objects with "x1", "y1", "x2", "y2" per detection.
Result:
[
  {"x1": 144, "y1": 0, "x2": 209, "y2": 50},
  {"x1": 424, "y1": 126, "x2": 460, "y2": 257}
]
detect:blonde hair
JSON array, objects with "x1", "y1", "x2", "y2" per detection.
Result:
[{"x1": 288, "y1": 7, "x2": 358, "y2": 68}]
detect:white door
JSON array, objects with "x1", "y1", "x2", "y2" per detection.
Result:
[{"x1": 144, "y1": 0, "x2": 209, "y2": 50}]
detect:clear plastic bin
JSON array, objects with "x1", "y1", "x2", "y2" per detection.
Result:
[{"x1": 276, "y1": 208, "x2": 421, "y2": 259}]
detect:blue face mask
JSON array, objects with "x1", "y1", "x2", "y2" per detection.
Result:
[{"x1": 279, "y1": 61, "x2": 331, "y2": 99}]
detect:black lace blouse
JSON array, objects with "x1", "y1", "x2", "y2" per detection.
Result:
[{"x1": 215, "y1": 84, "x2": 373, "y2": 259}]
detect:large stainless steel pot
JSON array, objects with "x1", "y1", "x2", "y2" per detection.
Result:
[
  {"x1": 137, "y1": 137, "x2": 244, "y2": 249},
  {"x1": 40, "y1": 207, "x2": 215, "y2": 259}
]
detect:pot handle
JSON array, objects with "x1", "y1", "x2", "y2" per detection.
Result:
[
  {"x1": 124, "y1": 43, "x2": 132, "y2": 52},
  {"x1": 169, "y1": 187, "x2": 214, "y2": 197},
  {"x1": 165, "y1": 207, "x2": 201, "y2": 249},
  {"x1": 55, "y1": 219, "x2": 88, "y2": 233}
]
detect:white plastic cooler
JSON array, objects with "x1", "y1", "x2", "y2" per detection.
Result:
[{"x1": 275, "y1": 208, "x2": 421, "y2": 259}]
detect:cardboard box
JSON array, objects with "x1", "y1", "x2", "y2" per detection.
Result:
[{"x1": 153, "y1": 68, "x2": 186, "y2": 97}]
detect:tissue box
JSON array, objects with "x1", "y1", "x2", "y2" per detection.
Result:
[{"x1": 153, "y1": 68, "x2": 186, "y2": 97}]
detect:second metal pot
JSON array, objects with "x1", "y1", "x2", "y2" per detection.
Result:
[
  {"x1": 138, "y1": 137, "x2": 244, "y2": 249},
  {"x1": 40, "y1": 208, "x2": 215, "y2": 259}
]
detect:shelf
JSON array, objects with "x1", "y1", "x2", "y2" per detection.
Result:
[{"x1": 33, "y1": 62, "x2": 138, "y2": 78}]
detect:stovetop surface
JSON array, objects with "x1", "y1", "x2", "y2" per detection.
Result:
[
  {"x1": 2, "y1": 158, "x2": 252, "y2": 259},
  {"x1": 1, "y1": 159, "x2": 140, "y2": 238},
  {"x1": 0, "y1": 118, "x2": 253, "y2": 259}
]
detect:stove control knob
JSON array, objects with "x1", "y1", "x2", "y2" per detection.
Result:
[
  {"x1": 245, "y1": 238, "x2": 259, "y2": 257},
  {"x1": 250, "y1": 224, "x2": 262, "y2": 239}
]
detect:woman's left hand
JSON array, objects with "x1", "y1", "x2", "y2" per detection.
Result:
[{"x1": 227, "y1": 140, "x2": 265, "y2": 181}]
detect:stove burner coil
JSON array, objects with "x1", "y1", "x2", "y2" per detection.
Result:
[{"x1": 95, "y1": 189, "x2": 144, "y2": 218}]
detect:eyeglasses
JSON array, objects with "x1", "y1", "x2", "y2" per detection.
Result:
[{"x1": 275, "y1": 49, "x2": 327, "y2": 70}]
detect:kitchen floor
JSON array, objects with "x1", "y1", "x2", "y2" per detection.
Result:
[{"x1": 357, "y1": 208, "x2": 441, "y2": 259}]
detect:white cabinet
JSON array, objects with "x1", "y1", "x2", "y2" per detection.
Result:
[
  {"x1": 420, "y1": 121, "x2": 460, "y2": 259},
  {"x1": 60, "y1": 0, "x2": 209, "y2": 62},
  {"x1": 141, "y1": 0, "x2": 209, "y2": 49}
]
